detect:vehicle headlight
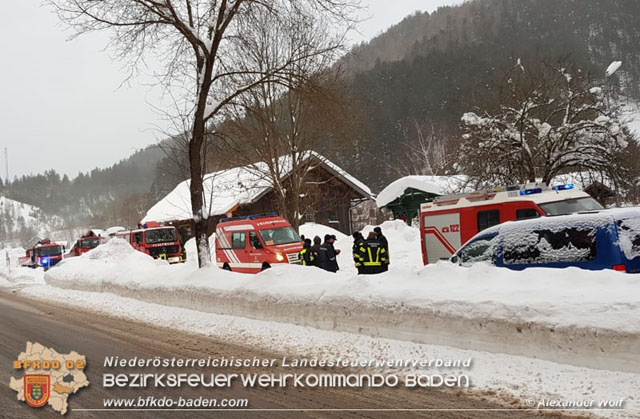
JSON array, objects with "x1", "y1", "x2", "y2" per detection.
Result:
[{"x1": 276, "y1": 252, "x2": 284, "y2": 262}]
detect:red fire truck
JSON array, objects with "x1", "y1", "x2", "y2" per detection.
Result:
[
  {"x1": 66, "y1": 230, "x2": 106, "y2": 257},
  {"x1": 420, "y1": 183, "x2": 604, "y2": 265},
  {"x1": 115, "y1": 222, "x2": 184, "y2": 263},
  {"x1": 215, "y1": 213, "x2": 304, "y2": 273},
  {"x1": 19, "y1": 239, "x2": 64, "y2": 270}
]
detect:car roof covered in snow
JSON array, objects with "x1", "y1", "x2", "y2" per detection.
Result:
[
  {"x1": 472, "y1": 208, "x2": 640, "y2": 240},
  {"x1": 142, "y1": 151, "x2": 373, "y2": 223}
]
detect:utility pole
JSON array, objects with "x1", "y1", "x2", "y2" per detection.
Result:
[{"x1": 3, "y1": 147, "x2": 7, "y2": 183}]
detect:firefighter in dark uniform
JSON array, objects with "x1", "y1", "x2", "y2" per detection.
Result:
[
  {"x1": 299, "y1": 238, "x2": 314, "y2": 266},
  {"x1": 352, "y1": 231, "x2": 366, "y2": 274},
  {"x1": 374, "y1": 226, "x2": 389, "y2": 272},
  {"x1": 317, "y1": 234, "x2": 339, "y2": 273},
  {"x1": 361, "y1": 232, "x2": 388, "y2": 274}
]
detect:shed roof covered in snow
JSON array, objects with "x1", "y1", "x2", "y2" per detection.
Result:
[
  {"x1": 142, "y1": 152, "x2": 373, "y2": 223},
  {"x1": 376, "y1": 175, "x2": 469, "y2": 208},
  {"x1": 374, "y1": 175, "x2": 469, "y2": 226}
]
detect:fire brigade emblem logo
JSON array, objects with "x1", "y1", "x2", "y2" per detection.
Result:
[{"x1": 24, "y1": 375, "x2": 50, "y2": 407}]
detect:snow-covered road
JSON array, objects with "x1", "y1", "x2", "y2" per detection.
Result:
[{"x1": 1, "y1": 274, "x2": 639, "y2": 418}]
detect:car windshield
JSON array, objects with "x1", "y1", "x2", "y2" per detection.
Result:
[
  {"x1": 37, "y1": 246, "x2": 62, "y2": 257},
  {"x1": 258, "y1": 227, "x2": 301, "y2": 246},
  {"x1": 539, "y1": 197, "x2": 603, "y2": 216},
  {"x1": 145, "y1": 228, "x2": 178, "y2": 244},
  {"x1": 80, "y1": 238, "x2": 101, "y2": 249}
]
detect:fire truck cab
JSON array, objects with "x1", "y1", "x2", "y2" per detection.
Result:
[
  {"x1": 19, "y1": 239, "x2": 64, "y2": 270},
  {"x1": 215, "y1": 213, "x2": 303, "y2": 273},
  {"x1": 420, "y1": 183, "x2": 603, "y2": 265},
  {"x1": 116, "y1": 222, "x2": 184, "y2": 263},
  {"x1": 67, "y1": 230, "x2": 106, "y2": 257}
]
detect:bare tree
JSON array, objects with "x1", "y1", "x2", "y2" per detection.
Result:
[
  {"x1": 390, "y1": 119, "x2": 455, "y2": 178},
  {"x1": 49, "y1": 0, "x2": 359, "y2": 267},
  {"x1": 460, "y1": 58, "x2": 635, "y2": 190},
  {"x1": 216, "y1": 10, "x2": 353, "y2": 230}
]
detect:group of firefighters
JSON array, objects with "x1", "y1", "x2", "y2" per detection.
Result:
[{"x1": 298, "y1": 227, "x2": 389, "y2": 274}]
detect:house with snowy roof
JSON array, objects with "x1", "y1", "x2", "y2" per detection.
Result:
[{"x1": 142, "y1": 152, "x2": 374, "y2": 236}]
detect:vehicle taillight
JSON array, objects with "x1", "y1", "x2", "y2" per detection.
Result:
[{"x1": 612, "y1": 264, "x2": 627, "y2": 272}]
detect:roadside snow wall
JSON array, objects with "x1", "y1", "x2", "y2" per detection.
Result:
[{"x1": 43, "y1": 224, "x2": 640, "y2": 374}]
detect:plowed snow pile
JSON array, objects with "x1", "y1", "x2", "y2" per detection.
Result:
[{"x1": 37, "y1": 220, "x2": 640, "y2": 373}]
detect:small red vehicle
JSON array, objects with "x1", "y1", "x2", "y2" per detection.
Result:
[
  {"x1": 116, "y1": 222, "x2": 184, "y2": 263},
  {"x1": 66, "y1": 230, "x2": 106, "y2": 257},
  {"x1": 420, "y1": 183, "x2": 604, "y2": 265},
  {"x1": 19, "y1": 239, "x2": 64, "y2": 270},
  {"x1": 215, "y1": 213, "x2": 303, "y2": 273}
]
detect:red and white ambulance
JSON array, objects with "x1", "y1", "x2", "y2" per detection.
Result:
[
  {"x1": 420, "y1": 183, "x2": 603, "y2": 264},
  {"x1": 116, "y1": 222, "x2": 184, "y2": 263},
  {"x1": 215, "y1": 213, "x2": 304, "y2": 273}
]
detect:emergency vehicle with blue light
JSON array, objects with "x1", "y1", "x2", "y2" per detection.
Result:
[
  {"x1": 215, "y1": 213, "x2": 304, "y2": 273},
  {"x1": 420, "y1": 183, "x2": 603, "y2": 265},
  {"x1": 19, "y1": 238, "x2": 64, "y2": 270}
]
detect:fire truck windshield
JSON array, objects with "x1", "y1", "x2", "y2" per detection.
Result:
[
  {"x1": 145, "y1": 228, "x2": 178, "y2": 244},
  {"x1": 539, "y1": 197, "x2": 604, "y2": 216},
  {"x1": 80, "y1": 238, "x2": 100, "y2": 249},
  {"x1": 258, "y1": 227, "x2": 301, "y2": 246},
  {"x1": 36, "y1": 246, "x2": 62, "y2": 257}
]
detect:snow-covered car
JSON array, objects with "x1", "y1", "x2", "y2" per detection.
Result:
[{"x1": 450, "y1": 208, "x2": 640, "y2": 273}]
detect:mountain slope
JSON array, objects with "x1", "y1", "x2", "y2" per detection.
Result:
[
  {"x1": 0, "y1": 196, "x2": 65, "y2": 247},
  {"x1": 337, "y1": 0, "x2": 640, "y2": 190}
]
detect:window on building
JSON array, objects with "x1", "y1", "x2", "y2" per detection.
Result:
[
  {"x1": 477, "y1": 210, "x2": 500, "y2": 232},
  {"x1": 303, "y1": 212, "x2": 315, "y2": 223}
]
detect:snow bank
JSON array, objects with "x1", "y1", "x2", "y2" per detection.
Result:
[
  {"x1": 41, "y1": 223, "x2": 640, "y2": 374},
  {"x1": 0, "y1": 266, "x2": 45, "y2": 287},
  {"x1": 46, "y1": 238, "x2": 198, "y2": 290},
  {"x1": 299, "y1": 222, "x2": 347, "y2": 242},
  {"x1": 1, "y1": 247, "x2": 26, "y2": 268},
  {"x1": 0, "y1": 247, "x2": 45, "y2": 287}
]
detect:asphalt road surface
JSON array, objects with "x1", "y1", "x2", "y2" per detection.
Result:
[{"x1": 0, "y1": 289, "x2": 582, "y2": 419}]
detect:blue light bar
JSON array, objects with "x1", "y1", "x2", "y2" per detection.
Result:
[
  {"x1": 42, "y1": 258, "x2": 49, "y2": 265},
  {"x1": 519, "y1": 188, "x2": 542, "y2": 196},
  {"x1": 552, "y1": 184, "x2": 574, "y2": 191}
]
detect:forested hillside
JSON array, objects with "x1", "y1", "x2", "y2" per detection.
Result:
[
  {"x1": 1, "y1": 145, "x2": 165, "y2": 229},
  {"x1": 4, "y1": 0, "x2": 640, "y2": 230},
  {"x1": 339, "y1": 0, "x2": 640, "y2": 189}
]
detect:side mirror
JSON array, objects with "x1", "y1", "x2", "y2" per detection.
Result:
[{"x1": 450, "y1": 255, "x2": 459, "y2": 264}]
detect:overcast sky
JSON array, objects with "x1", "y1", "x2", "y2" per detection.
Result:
[{"x1": 0, "y1": 0, "x2": 459, "y2": 181}]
